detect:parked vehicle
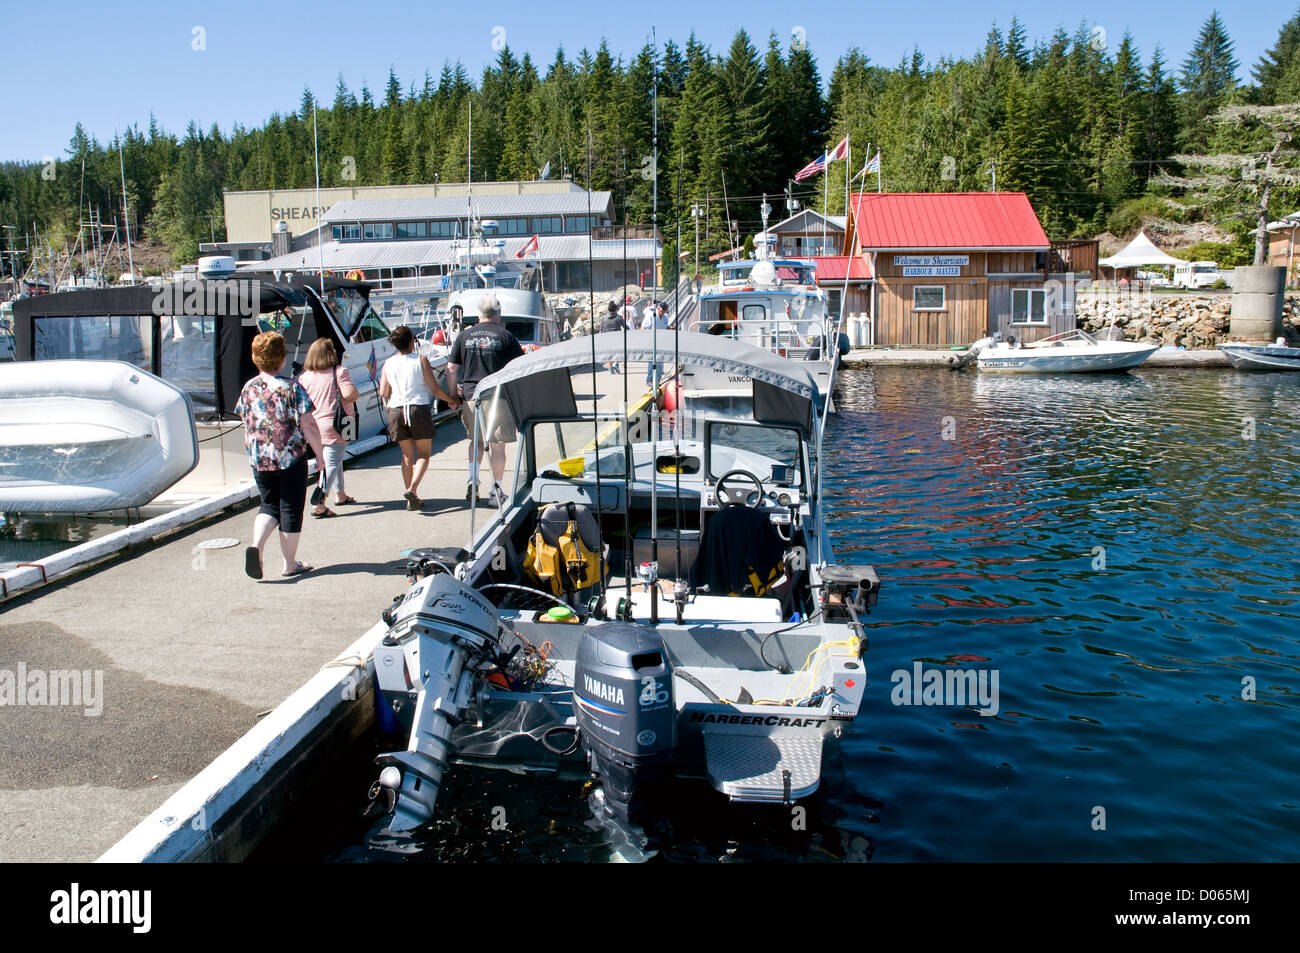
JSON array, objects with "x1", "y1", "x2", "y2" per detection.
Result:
[{"x1": 1173, "y1": 261, "x2": 1220, "y2": 290}]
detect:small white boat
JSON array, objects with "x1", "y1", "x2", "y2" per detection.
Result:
[
  {"x1": 0, "y1": 360, "x2": 199, "y2": 513},
  {"x1": 961, "y1": 329, "x2": 1157, "y2": 373},
  {"x1": 1220, "y1": 339, "x2": 1300, "y2": 372}
]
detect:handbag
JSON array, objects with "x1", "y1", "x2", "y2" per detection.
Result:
[{"x1": 331, "y1": 366, "x2": 357, "y2": 442}]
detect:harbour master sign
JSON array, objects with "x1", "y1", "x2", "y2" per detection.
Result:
[{"x1": 895, "y1": 254, "x2": 969, "y2": 277}]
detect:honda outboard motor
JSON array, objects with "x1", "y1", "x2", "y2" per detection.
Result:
[
  {"x1": 573, "y1": 623, "x2": 676, "y2": 827},
  {"x1": 372, "y1": 573, "x2": 501, "y2": 831}
]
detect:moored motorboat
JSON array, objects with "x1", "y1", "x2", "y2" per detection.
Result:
[
  {"x1": 1220, "y1": 339, "x2": 1300, "y2": 372},
  {"x1": 366, "y1": 331, "x2": 879, "y2": 850},
  {"x1": 960, "y1": 328, "x2": 1157, "y2": 373},
  {"x1": 0, "y1": 360, "x2": 198, "y2": 513}
]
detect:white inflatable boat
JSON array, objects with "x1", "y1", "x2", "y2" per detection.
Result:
[{"x1": 0, "y1": 360, "x2": 199, "y2": 513}]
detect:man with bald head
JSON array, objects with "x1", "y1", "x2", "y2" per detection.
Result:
[{"x1": 448, "y1": 295, "x2": 525, "y2": 506}]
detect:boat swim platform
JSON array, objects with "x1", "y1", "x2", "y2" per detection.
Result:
[
  {"x1": 841, "y1": 346, "x2": 1231, "y2": 367},
  {"x1": 0, "y1": 422, "x2": 489, "y2": 863}
]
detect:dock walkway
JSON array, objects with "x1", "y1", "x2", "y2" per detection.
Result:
[{"x1": 0, "y1": 423, "x2": 491, "y2": 862}]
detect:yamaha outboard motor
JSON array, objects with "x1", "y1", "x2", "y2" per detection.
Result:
[
  {"x1": 574, "y1": 622, "x2": 676, "y2": 828},
  {"x1": 372, "y1": 573, "x2": 501, "y2": 831}
]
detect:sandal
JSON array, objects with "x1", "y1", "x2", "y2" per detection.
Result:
[
  {"x1": 404, "y1": 490, "x2": 421, "y2": 511},
  {"x1": 312, "y1": 508, "x2": 337, "y2": 518},
  {"x1": 244, "y1": 546, "x2": 262, "y2": 580},
  {"x1": 282, "y1": 561, "x2": 314, "y2": 577},
  {"x1": 335, "y1": 496, "x2": 360, "y2": 505}
]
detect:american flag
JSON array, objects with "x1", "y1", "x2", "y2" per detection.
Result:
[
  {"x1": 794, "y1": 136, "x2": 849, "y2": 182},
  {"x1": 366, "y1": 344, "x2": 378, "y2": 383}
]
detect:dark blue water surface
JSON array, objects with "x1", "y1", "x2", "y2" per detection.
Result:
[
  {"x1": 823, "y1": 367, "x2": 1300, "y2": 862},
  {"x1": 261, "y1": 366, "x2": 1300, "y2": 862}
]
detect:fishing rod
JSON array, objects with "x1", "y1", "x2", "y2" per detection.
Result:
[
  {"x1": 584, "y1": 126, "x2": 607, "y2": 613},
  {"x1": 620, "y1": 149, "x2": 633, "y2": 612},
  {"x1": 648, "y1": 26, "x2": 660, "y2": 626},
  {"x1": 672, "y1": 143, "x2": 684, "y2": 625}
]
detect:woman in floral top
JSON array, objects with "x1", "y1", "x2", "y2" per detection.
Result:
[{"x1": 235, "y1": 331, "x2": 325, "y2": 579}]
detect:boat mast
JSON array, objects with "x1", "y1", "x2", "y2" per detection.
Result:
[
  {"x1": 118, "y1": 130, "x2": 135, "y2": 282},
  {"x1": 313, "y1": 101, "x2": 324, "y2": 299}
]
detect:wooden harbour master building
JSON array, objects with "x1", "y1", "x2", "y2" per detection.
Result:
[{"x1": 843, "y1": 192, "x2": 1096, "y2": 347}]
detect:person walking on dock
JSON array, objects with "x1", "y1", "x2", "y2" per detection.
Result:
[
  {"x1": 640, "y1": 299, "x2": 674, "y2": 386},
  {"x1": 298, "y1": 338, "x2": 361, "y2": 516},
  {"x1": 380, "y1": 325, "x2": 459, "y2": 512},
  {"x1": 236, "y1": 331, "x2": 325, "y2": 579},
  {"x1": 448, "y1": 296, "x2": 525, "y2": 507},
  {"x1": 600, "y1": 300, "x2": 629, "y2": 374}
]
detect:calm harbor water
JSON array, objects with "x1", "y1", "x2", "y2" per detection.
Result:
[{"x1": 260, "y1": 365, "x2": 1300, "y2": 862}]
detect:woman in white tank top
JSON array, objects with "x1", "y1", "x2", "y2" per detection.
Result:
[{"x1": 379, "y1": 326, "x2": 459, "y2": 510}]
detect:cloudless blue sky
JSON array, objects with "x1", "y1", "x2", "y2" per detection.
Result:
[{"x1": 2, "y1": 0, "x2": 1291, "y2": 161}]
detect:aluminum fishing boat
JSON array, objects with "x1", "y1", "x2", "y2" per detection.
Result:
[
  {"x1": 952, "y1": 329, "x2": 1158, "y2": 373},
  {"x1": 1220, "y1": 339, "x2": 1300, "y2": 372},
  {"x1": 368, "y1": 331, "x2": 879, "y2": 851}
]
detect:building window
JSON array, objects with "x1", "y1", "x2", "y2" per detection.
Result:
[
  {"x1": 495, "y1": 218, "x2": 528, "y2": 235},
  {"x1": 396, "y1": 221, "x2": 427, "y2": 239},
  {"x1": 363, "y1": 223, "x2": 394, "y2": 240},
  {"x1": 532, "y1": 216, "x2": 562, "y2": 234},
  {"x1": 1012, "y1": 288, "x2": 1047, "y2": 324},
  {"x1": 566, "y1": 215, "x2": 595, "y2": 234},
  {"x1": 429, "y1": 220, "x2": 457, "y2": 238},
  {"x1": 557, "y1": 261, "x2": 590, "y2": 288},
  {"x1": 332, "y1": 224, "x2": 360, "y2": 241},
  {"x1": 913, "y1": 285, "x2": 945, "y2": 311}
]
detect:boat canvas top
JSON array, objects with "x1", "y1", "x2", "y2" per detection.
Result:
[{"x1": 473, "y1": 329, "x2": 821, "y2": 430}]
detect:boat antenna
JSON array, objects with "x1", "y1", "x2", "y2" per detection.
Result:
[
  {"x1": 313, "y1": 101, "x2": 325, "y2": 300},
  {"x1": 721, "y1": 169, "x2": 733, "y2": 259},
  {"x1": 648, "y1": 26, "x2": 661, "y2": 626},
  {"x1": 117, "y1": 130, "x2": 135, "y2": 282},
  {"x1": 584, "y1": 124, "x2": 607, "y2": 610}
]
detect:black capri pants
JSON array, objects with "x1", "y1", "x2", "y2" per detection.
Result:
[{"x1": 253, "y1": 454, "x2": 309, "y2": 533}]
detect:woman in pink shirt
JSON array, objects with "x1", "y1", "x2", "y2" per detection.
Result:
[{"x1": 298, "y1": 338, "x2": 361, "y2": 516}]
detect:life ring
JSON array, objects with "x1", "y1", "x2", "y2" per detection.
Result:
[{"x1": 345, "y1": 269, "x2": 366, "y2": 281}]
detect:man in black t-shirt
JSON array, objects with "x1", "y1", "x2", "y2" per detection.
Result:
[{"x1": 448, "y1": 295, "x2": 525, "y2": 505}]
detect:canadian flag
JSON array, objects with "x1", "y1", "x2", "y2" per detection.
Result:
[{"x1": 516, "y1": 234, "x2": 540, "y2": 258}]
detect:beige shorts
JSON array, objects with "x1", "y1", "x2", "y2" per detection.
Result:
[{"x1": 460, "y1": 396, "x2": 517, "y2": 444}]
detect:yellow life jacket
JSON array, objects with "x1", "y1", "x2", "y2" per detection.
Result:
[{"x1": 525, "y1": 503, "x2": 603, "y2": 597}]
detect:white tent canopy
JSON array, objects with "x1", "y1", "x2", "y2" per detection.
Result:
[{"x1": 1099, "y1": 230, "x2": 1185, "y2": 269}]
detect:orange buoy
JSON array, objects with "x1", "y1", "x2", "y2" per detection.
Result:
[{"x1": 662, "y1": 380, "x2": 682, "y2": 411}]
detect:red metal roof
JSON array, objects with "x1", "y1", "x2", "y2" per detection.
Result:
[
  {"x1": 848, "y1": 192, "x2": 1049, "y2": 250},
  {"x1": 813, "y1": 255, "x2": 873, "y2": 282}
]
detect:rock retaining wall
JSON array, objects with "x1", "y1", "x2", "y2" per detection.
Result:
[{"x1": 1076, "y1": 289, "x2": 1300, "y2": 348}]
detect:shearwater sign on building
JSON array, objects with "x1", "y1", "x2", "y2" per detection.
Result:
[{"x1": 895, "y1": 255, "x2": 969, "y2": 277}]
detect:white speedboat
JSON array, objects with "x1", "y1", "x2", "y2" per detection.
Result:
[
  {"x1": 368, "y1": 331, "x2": 879, "y2": 850},
  {"x1": 0, "y1": 360, "x2": 198, "y2": 513},
  {"x1": 1220, "y1": 339, "x2": 1300, "y2": 372},
  {"x1": 957, "y1": 329, "x2": 1158, "y2": 373}
]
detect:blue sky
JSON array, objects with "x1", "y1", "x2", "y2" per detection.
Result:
[{"x1": 2, "y1": 0, "x2": 1291, "y2": 161}]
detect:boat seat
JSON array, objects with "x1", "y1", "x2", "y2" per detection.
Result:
[{"x1": 690, "y1": 506, "x2": 790, "y2": 602}]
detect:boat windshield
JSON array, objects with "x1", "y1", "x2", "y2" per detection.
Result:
[{"x1": 707, "y1": 420, "x2": 803, "y2": 487}]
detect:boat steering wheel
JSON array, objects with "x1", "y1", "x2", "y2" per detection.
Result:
[{"x1": 715, "y1": 469, "x2": 765, "y2": 508}]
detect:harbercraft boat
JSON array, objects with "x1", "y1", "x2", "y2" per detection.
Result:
[
  {"x1": 1219, "y1": 339, "x2": 1300, "y2": 371},
  {"x1": 367, "y1": 330, "x2": 880, "y2": 851}
]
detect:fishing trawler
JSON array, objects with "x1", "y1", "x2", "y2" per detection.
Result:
[
  {"x1": 373, "y1": 217, "x2": 561, "y2": 358},
  {"x1": 367, "y1": 331, "x2": 880, "y2": 852},
  {"x1": 688, "y1": 200, "x2": 847, "y2": 413}
]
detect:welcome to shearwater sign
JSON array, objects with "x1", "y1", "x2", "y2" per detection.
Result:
[{"x1": 895, "y1": 255, "x2": 970, "y2": 277}]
